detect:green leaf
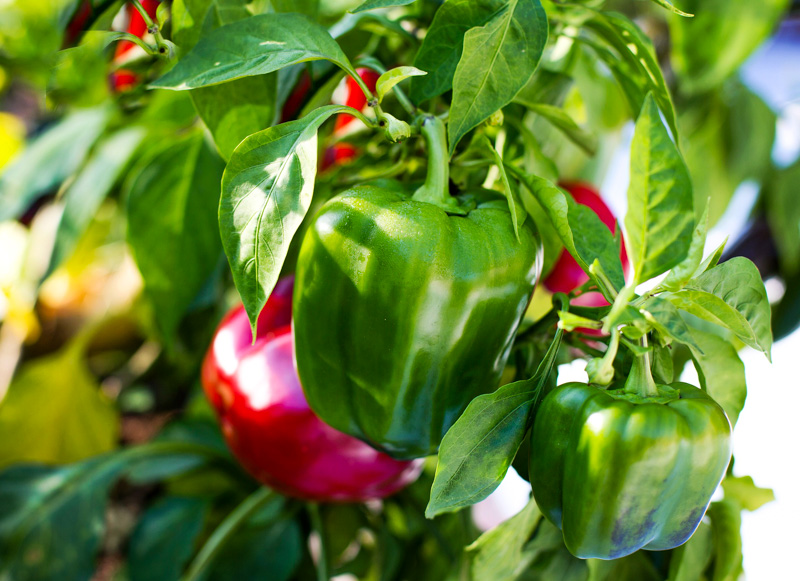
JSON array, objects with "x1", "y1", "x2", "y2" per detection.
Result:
[
  {"x1": 171, "y1": 0, "x2": 252, "y2": 51},
  {"x1": 448, "y1": 0, "x2": 548, "y2": 153},
  {"x1": 467, "y1": 499, "x2": 542, "y2": 580},
  {"x1": 129, "y1": 497, "x2": 209, "y2": 581},
  {"x1": 483, "y1": 137, "x2": 525, "y2": 240},
  {"x1": 191, "y1": 75, "x2": 278, "y2": 161},
  {"x1": 626, "y1": 94, "x2": 694, "y2": 283},
  {"x1": 521, "y1": 103, "x2": 597, "y2": 156},
  {"x1": 518, "y1": 173, "x2": 625, "y2": 296},
  {"x1": 0, "y1": 460, "x2": 119, "y2": 581},
  {"x1": 588, "y1": 551, "x2": 661, "y2": 581},
  {"x1": 584, "y1": 12, "x2": 679, "y2": 140},
  {"x1": 426, "y1": 382, "x2": 536, "y2": 517},
  {"x1": 152, "y1": 13, "x2": 357, "y2": 90},
  {"x1": 0, "y1": 335, "x2": 118, "y2": 469},
  {"x1": 410, "y1": 0, "x2": 501, "y2": 104},
  {"x1": 686, "y1": 328, "x2": 746, "y2": 426},
  {"x1": 660, "y1": 204, "x2": 708, "y2": 292},
  {"x1": 722, "y1": 476, "x2": 774, "y2": 512},
  {"x1": 766, "y1": 158, "x2": 800, "y2": 276},
  {"x1": 649, "y1": 0, "x2": 693, "y2": 16},
  {"x1": 427, "y1": 326, "x2": 562, "y2": 518},
  {"x1": 48, "y1": 127, "x2": 146, "y2": 276},
  {"x1": 0, "y1": 106, "x2": 111, "y2": 222},
  {"x1": 640, "y1": 296, "x2": 703, "y2": 352},
  {"x1": 126, "y1": 132, "x2": 225, "y2": 344},
  {"x1": 375, "y1": 66, "x2": 426, "y2": 102},
  {"x1": 708, "y1": 499, "x2": 743, "y2": 581},
  {"x1": 667, "y1": 522, "x2": 712, "y2": 581},
  {"x1": 687, "y1": 257, "x2": 772, "y2": 360},
  {"x1": 350, "y1": 0, "x2": 417, "y2": 13},
  {"x1": 670, "y1": 0, "x2": 790, "y2": 95},
  {"x1": 220, "y1": 105, "x2": 347, "y2": 332}
]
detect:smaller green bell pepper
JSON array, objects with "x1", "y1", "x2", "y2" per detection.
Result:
[{"x1": 529, "y1": 367, "x2": 732, "y2": 559}]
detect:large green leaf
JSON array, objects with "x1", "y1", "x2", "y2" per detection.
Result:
[
  {"x1": 48, "y1": 127, "x2": 146, "y2": 276},
  {"x1": 126, "y1": 132, "x2": 225, "y2": 343},
  {"x1": 686, "y1": 328, "x2": 746, "y2": 426},
  {"x1": 722, "y1": 476, "x2": 774, "y2": 512},
  {"x1": 0, "y1": 461, "x2": 118, "y2": 581},
  {"x1": 670, "y1": 0, "x2": 790, "y2": 95},
  {"x1": 625, "y1": 94, "x2": 693, "y2": 283},
  {"x1": 152, "y1": 13, "x2": 358, "y2": 90},
  {"x1": 129, "y1": 497, "x2": 209, "y2": 581},
  {"x1": 660, "y1": 205, "x2": 709, "y2": 292},
  {"x1": 708, "y1": 499, "x2": 743, "y2": 581},
  {"x1": 219, "y1": 105, "x2": 347, "y2": 332},
  {"x1": 686, "y1": 257, "x2": 772, "y2": 360},
  {"x1": 0, "y1": 335, "x2": 118, "y2": 469},
  {"x1": 0, "y1": 106, "x2": 111, "y2": 222},
  {"x1": 171, "y1": 0, "x2": 251, "y2": 51},
  {"x1": 640, "y1": 296, "x2": 702, "y2": 351},
  {"x1": 410, "y1": 0, "x2": 504, "y2": 104},
  {"x1": 448, "y1": 0, "x2": 548, "y2": 153}
]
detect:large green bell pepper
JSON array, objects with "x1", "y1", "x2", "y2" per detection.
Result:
[
  {"x1": 293, "y1": 117, "x2": 541, "y2": 459},
  {"x1": 529, "y1": 378, "x2": 732, "y2": 560}
]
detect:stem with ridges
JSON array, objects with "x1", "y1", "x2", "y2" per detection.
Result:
[
  {"x1": 622, "y1": 335, "x2": 659, "y2": 398},
  {"x1": 412, "y1": 116, "x2": 460, "y2": 212}
]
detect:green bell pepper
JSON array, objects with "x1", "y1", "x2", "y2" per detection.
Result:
[
  {"x1": 529, "y1": 369, "x2": 732, "y2": 560},
  {"x1": 293, "y1": 116, "x2": 541, "y2": 459}
]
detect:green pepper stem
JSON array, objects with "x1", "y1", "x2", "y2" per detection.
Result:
[
  {"x1": 623, "y1": 335, "x2": 659, "y2": 398},
  {"x1": 412, "y1": 116, "x2": 451, "y2": 209}
]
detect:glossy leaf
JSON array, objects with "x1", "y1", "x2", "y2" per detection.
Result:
[
  {"x1": 350, "y1": 0, "x2": 417, "y2": 13},
  {"x1": 650, "y1": 0, "x2": 693, "y2": 15},
  {"x1": 152, "y1": 13, "x2": 357, "y2": 90},
  {"x1": 0, "y1": 336, "x2": 118, "y2": 468},
  {"x1": 687, "y1": 328, "x2": 746, "y2": 426},
  {"x1": 427, "y1": 326, "x2": 562, "y2": 517},
  {"x1": 670, "y1": 0, "x2": 790, "y2": 95},
  {"x1": 375, "y1": 66, "x2": 426, "y2": 102},
  {"x1": 220, "y1": 105, "x2": 347, "y2": 332},
  {"x1": 171, "y1": 0, "x2": 252, "y2": 51},
  {"x1": 626, "y1": 94, "x2": 693, "y2": 283},
  {"x1": 518, "y1": 173, "x2": 625, "y2": 296},
  {"x1": 448, "y1": 0, "x2": 548, "y2": 153},
  {"x1": 48, "y1": 127, "x2": 146, "y2": 276},
  {"x1": 129, "y1": 497, "x2": 209, "y2": 581},
  {"x1": 410, "y1": 0, "x2": 502, "y2": 104},
  {"x1": 0, "y1": 106, "x2": 110, "y2": 222},
  {"x1": 126, "y1": 132, "x2": 225, "y2": 343},
  {"x1": 687, "y1": 257, "x2": 772, "y2": 360}
]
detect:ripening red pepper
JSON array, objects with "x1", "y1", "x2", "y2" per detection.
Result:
[
  {"x1": 201, "y1": 277, "x2": 422, "y2": 502},
  {"x1": 544, "y1": 181, "x2": 628, "y2": 307},
  {"x1": 63, "y1": 1, "x2": 92, "y2": 47}
]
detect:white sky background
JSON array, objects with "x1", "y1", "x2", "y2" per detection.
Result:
[{"x1": 473, "y1": 17, "x2": 800, "y2": 578}]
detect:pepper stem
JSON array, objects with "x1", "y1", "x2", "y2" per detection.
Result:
[
  {"x1": 623, "y1": 335, "x2": 659, "y2": 398},
  {"x1": 412, "y1": 116, "x2": 462, "y2": 213}
]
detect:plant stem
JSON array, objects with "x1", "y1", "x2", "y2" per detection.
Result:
[
  {"x1": 182, "y1": 487, "x2": 278, "y2": 581},
  {"x1": 622, "y1": 335, "x2": 659, "y2": 398},
  {"x1": 411, "y1": 116, "x2": 462, "y2": 213},
  {"x1": 130, "y1": 0, "x2": 171, "y2": 57},
  {"x1": 308, "y1": 503, "x2": 329, "y2": 581}
]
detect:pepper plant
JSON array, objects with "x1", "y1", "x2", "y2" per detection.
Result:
[{"x1": 0, "y1": 0, "x2": 792, "y2": 579}]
